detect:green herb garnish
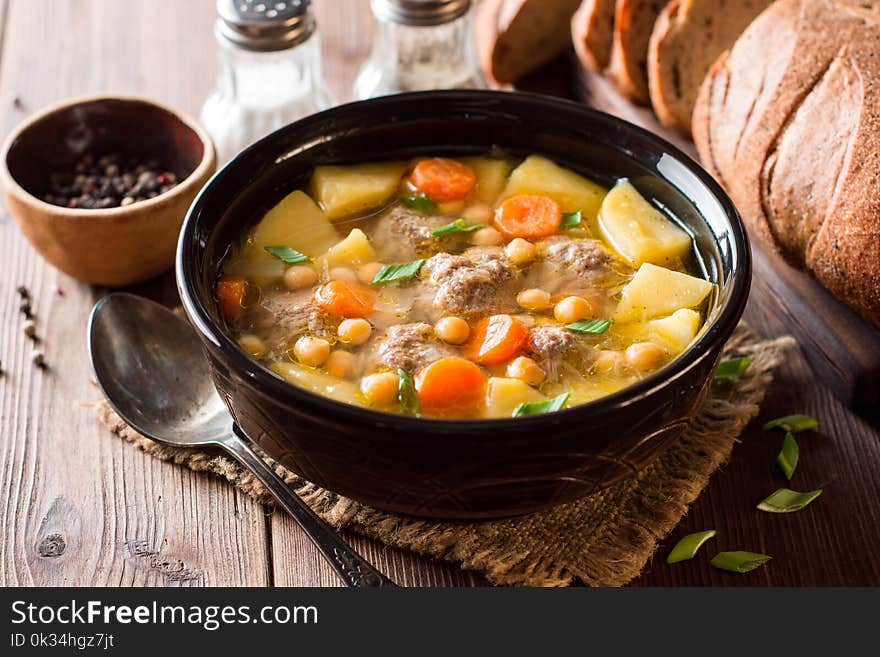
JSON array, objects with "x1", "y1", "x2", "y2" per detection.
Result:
[
  {"x1": 401, "y1": 193, "x2": 437, "y2": 214},
  {"x1": 398, "y1": 369, "x2": 419, "y2": 416},
  {"x1": 513, "y1": 392, "x2": 571, "y2": 418},
  {"x1": 763, "y1": 414, "x2": 818, "y2": 433},
  {"x1": 264, "y1": 245, "x2": 310, "y2": 264},
  {"x1": 431, "y1": 218, "x2": 481, "y2": 236},
  {"x1": 371, "y1": 259, "x2": 426, "y2": 285},
  {"x1": 565, "y1": 319, "x2": 612, "y2": 335},
  {"x1": 757, "y1": 487, "x2": 823, "y2": 513},
  {"x1": 560, "y1": 210, "x2": 582, "y2": 229},
  {"x1": 667, "y1": 530, "x2": 716, "y2": 564},
  {"x1": 714, "y1": 356, "x2": 753, "y2": 383},
  {"x1": 710, "y1": 551, "x2": 772, "y2": 574},
  {"x1": 776, "y1": 432, "x2": 799, "y2": 480}
]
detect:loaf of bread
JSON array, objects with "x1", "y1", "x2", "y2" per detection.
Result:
[
  {"x1": 648, "y1": 0, "x2": 773, "y2": 136},
  {"x1": 476, "y1": 0, "x2": 583, "y2": 84},
  {"x1": 605, "y1": 0, "x2": 665, "y2": 104},
  {"x1": 571, "y1": 0, "x2": 617, "y2": 72},
  {"x1": 694, "y1": 0, "x2": 880, "y2": 326}
]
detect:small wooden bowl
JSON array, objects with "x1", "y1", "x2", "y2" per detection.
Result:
[{"x1": 1, "y1": 95, "x2": 216, "y2": 286}]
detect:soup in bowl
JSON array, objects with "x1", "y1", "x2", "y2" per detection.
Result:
[
  {"x1": 177, "y1": 91, "x2": 749, "y2": 518},
  {"x1": 218, "y1": 153, "x2": 715, "y2": 419}
]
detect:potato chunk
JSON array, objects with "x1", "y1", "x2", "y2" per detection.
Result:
[
  {"x1": 613, "y1": 263, "x2": 714, "y2": 322},
  {"x1": 309, "y1": 161, "x2": 407, "y2": 220},
  {"x1": 598, "y1": 181, "x2": 692, "y2": 267},
  {"x1": 324, "y1": 228, "x2": 376, "y2": 267},
  {"x1": 460, "y1": 156, "x2": 514, "y2": 205},
  {"x1": 648, "y1": 308, "x2": 702, "y2": 354},
  {"x1": 499, "y1": 155, "x2": 606, "y2": 223},
  {"x1": 485, "y1": 377, "x2": 544, "y2": 418}
]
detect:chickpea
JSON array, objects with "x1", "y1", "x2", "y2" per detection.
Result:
[
  {"x1": 461, "y1": 202, "x2": 492, "y2": 224},
  {"x1": 625, "y1": 342, "x2": 665, "y2": 372},
  {"x1": 325, "y1": 350, "x2": 358, "y2": 379},
  {"x1": 593, "y1": 349, "x2": 623, "y2": 374},
  {"x1": 293, "y1": 335, "x2": 330, "y2": 367},
  {"x1": 554, "y1": 296, "x2": 596, "y2": 324},
  {"x1": 360, "y1": 372, "x2": 400, "y2": 407},
  {"x1": 357, "y1": 261, "x2": 385, "y2": 285},
  {"x1": 237, "y1": 334, "x2": 266, "y2": 358},
  {"x1": 435, "y1": 316, "x2": 470, "y2": 344},
  {"x1": 507, "y1": 356, "x2": 546, "y2": 386},
  {"x1": 284, "y1": 265, "x2": 318, "y2": 290},
  {"x1": 471, "y1": 226, "x2": 504, "y2": 246},
  {"x1": 505, "y1": 238, "x2": 537, "y2": 266},
  {"x1": 517, "y1": 288, "x2": 551, "y2": 312},
  {"x1": 437, "y1": 200, "x2": 465, "y2": 215},
  {"x1": 329, "y1": 266, "x2": 358, "y2": 283},
  {"x1": 337, "y1": 318, "x2": 372, "y2": 346}
]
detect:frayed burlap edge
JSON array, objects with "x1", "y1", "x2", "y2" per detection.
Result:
[{"x1": 91, "y1": 323, "x2": 794, "y2": 586}]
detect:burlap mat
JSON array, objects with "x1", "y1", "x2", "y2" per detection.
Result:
[{"x1": 92, "y1": 323, "x2": 794, "y2": 586}]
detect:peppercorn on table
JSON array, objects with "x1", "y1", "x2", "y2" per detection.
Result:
[{"x1": 0, "y1": 0, "x2": 878, "y2": 586}]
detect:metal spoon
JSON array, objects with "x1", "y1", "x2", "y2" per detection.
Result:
[{"x1": 88, "y1": 292, "x2": 396, "y2": 587}]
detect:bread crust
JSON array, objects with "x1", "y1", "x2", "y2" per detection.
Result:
[
  {"x1": 571, "y1": 0, "x2": 617, "y2": 72},
  {"x1": 606, "y1": 0, "x2": 665, "y2": 105},
  {"x1": 694, "y1": 0, "x2": 880, "y2": 325}
]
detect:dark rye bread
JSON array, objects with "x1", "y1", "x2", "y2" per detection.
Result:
[
  {"x1": 647, "y1": 0, "x2": 773, "y2": 136},
  {"x1": 694, "y1": 0, "x2": 880, "y2": 326},
  {"x1": 476, "y1": 0, "x2": 583, "y2": 84},
  {"x1": 605, "y1": 0, "x2": 666, "y2": 104},
  {"x1": 571, "y1": 0, "x2": 617, "y2": 72}
]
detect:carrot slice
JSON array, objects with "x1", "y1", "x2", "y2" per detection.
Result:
[
  {"x1": 494, "y1": 194, "x2": 562, "y2": 239},
  {"x1": 464, "y1": 314, "x2": 529, "y2": 365},
  {"x1": 314, "y1": 280, "x2": 376, "y2": 318},
  {"x1": 409, "y1": 158, "x2": 477, "y2": 202},
  {"x1": 415, "y1": 356, "x2": 487, "y2": 416},
  {"x1": 217, "y1": 275, "x2": 248, "y2": 322}
]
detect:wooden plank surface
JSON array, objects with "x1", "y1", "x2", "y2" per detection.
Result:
[{"x1": 0, "y1": 0, "x2": 877, "y2": 587}]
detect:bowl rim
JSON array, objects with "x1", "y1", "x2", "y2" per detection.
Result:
[
  {"x1": 177, "y1": 89, "x2": 751, "y2": 431},
  {"x1": 0, "y1": 93, "x2": 216, "y2": 218}
]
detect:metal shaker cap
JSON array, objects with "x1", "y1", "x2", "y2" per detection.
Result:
[
  {"x1": 370, "y1": 0, "x2": 471, "y2": 26},
  {"x1": 217, "y1": 0, "x2": 315, "y2": 51}
]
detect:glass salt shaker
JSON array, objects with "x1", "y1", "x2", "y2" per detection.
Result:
[
  {"x1": 354, "y1": 0, "x2": 486, "y2": 99},
  {"x1": 201, "y1": 0, "x2": 335, "y2": 163}
]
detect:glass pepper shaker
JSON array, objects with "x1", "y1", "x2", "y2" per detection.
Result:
[
  {"x1": 354, "y1": 0, "x2": 486, "y2": 99},
  {"x1": 201, "y1": 0, "x2": 335, "y2": 163}
]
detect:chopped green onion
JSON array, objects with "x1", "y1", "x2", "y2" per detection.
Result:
[
  {"x1": 757, "y1": 487, "x2": 823, "y2": 513},
  {"x1": 714, "y1": 356, "x2": 752, "y2": 382},
  {"x1": 431, "y1": 218, "x2": 481, "y2": 236},
  {"x1": 400, "y1": 193, "x2": 437, "y2": 214},
  {"x1": 513, "y1": 392, "x2": 570, "y2": 418},
  {"x1": 710, "y1": 551, "x2": 772, "y2": 573},
  {"x1": 264, "y1": 245, "x2": 310, "y2": 264},
  {"x1": 776, "y1": 432, "x2": 799, "y2": 480},
  {"x1": 565, "y1": 319, "x2": 612, "y2": 335},
  {"x1": 371, "y1": 259, "x2": 426, "y2": 285},
  {"x1": 398, "y1": 369, "x2": 419, "y2": 416},
  {"x1": 560, "y1": 210, "x2": 582, "y2": 229},
  {"x1": 667, "y1": 530, "x2": 716, "y2": 564},
  {"x1": 763, "y1": 414, "x2": 818, "y2": 433}
]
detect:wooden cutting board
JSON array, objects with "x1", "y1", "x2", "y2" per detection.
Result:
[{"x1": 518, "y1": 61, "x2": 880, "y2": 412}]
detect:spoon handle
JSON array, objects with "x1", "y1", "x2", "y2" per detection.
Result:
[{"x1": 217, "y1": 433, "x2": 397, "y2": 587}]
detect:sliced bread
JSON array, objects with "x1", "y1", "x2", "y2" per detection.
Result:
[
  {"x1": 693, "y1": 0, "x2": 880, "y2": 326},
  {"x1": 648, "y1": 0, "x2": 773, "y2": 136},
  {"x1": 571, "y1": 0, "x2": 618, "y2": 72},
  {"x1": 477, "y1": 0, "x2": 583, "y2": 84},
  {"x1": 605, "y1": 0, "x2": 666, "y2": 104}
]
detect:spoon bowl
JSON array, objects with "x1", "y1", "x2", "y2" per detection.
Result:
[
  {"x1": 88, "y1": 293, "x2": 395, "y2": 587},
  {"x1": 88, "y1": 292, "x2": 229, "y2": 447}
]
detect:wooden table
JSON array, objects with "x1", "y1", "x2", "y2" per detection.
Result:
[{"x1": 1, "y1": 0, "x2": 878, "y2": 587}]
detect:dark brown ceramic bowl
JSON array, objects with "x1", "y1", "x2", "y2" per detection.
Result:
[
  {"x1": 1, "y1": 95, "x2": 215, "y2": 286},
  {"x1": 177, "y1": 91, "x2": 750, "y2": 519}
]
